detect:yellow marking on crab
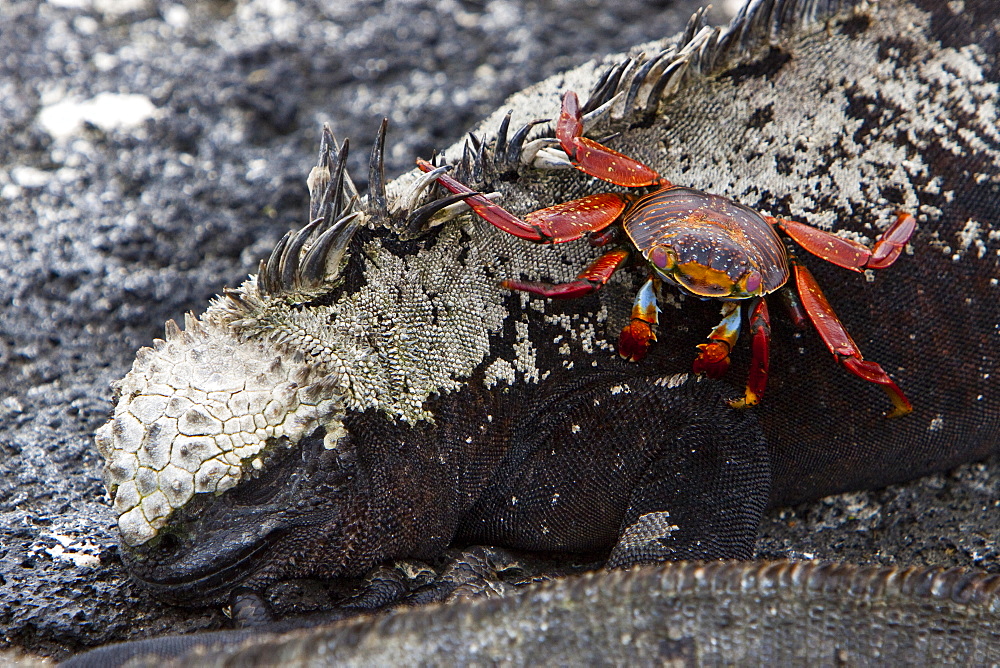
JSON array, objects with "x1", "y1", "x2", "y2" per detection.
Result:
[{"x1": 674, "y1": 261, "x2": 737, "y2": 297}]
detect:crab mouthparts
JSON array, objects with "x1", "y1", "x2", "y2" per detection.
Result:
[{"x1": 670, "y1": 261, "x2": 738, "y2": 298}]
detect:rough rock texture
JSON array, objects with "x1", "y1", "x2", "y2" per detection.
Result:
[{"x1": 0, "y1": 0, "x2": 997, "y2": 663}]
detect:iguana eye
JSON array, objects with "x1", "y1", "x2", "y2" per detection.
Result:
[{"x1": 224, "y1": 439, "x2": 296, "y2": 507}]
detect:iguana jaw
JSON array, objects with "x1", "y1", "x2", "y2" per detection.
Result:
[
  {"x1": 119, "y1": 426, "x2": 358, "y2": 605},
  {"x1": 124, "y1": 525, "x2": 291, "y2": 604}
]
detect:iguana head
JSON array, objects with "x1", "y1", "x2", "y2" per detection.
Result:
[
  {"x1": 92, "y1": 125, "x2": 502, "y2": 601},
  {"x1": 92, "y1": 125, "x2": 364, "y2": 600},
  {"x1": 93, "y1": 301, "x2": 358, "y2": 600},
  {"x1": 94, "y1": 306, "x2": 348, "y2": 549}
]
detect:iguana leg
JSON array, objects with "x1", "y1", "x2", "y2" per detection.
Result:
[
  {"x1": 606, "y1": 379, "x2": 769, "y2": 567},
  {"x1": 229, "y1": 587, "x2": 274, "y2": 626},
  {"x1": 432, "y1": 546, "x2": 524, "y2": 604},
  {"x1": 339, "y1": 563, "x2": 436, "y2": 611},
  {"x1": 456, "y1": 373, "x2": 769, "y2": 564}
]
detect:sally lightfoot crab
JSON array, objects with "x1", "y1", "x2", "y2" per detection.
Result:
[{"x1": 418, "y1": 91, "x2": 915, "y2": 417}]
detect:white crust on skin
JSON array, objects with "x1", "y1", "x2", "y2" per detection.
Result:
[{"x1": 95, "y1": 313, "x2": 344, "y2": 546}]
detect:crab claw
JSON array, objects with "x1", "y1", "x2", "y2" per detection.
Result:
[
  {"x1": 618, "y1": 277, "x2": 659, "y2": 362},
  {"x1": 619, "y1": 320, "x2": 656, "y2": 362},
  {"x1": 692, "y1": 302, "x2": 742, "y2": 380},
  {"x1": 692, "y1": 341, "x2": 731, "y2": 378}
]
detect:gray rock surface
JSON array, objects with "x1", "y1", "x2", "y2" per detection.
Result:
[{"x1": 0, "y1": 0, "x2": 995, "y2": 661}]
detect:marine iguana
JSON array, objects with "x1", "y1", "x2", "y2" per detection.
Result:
[
  {"x1": 84, "y1": 0, "x2": 998, "y2": 659},
  {"x1": 66, "y1": 561, "x2": 1000, "y2": 666}
]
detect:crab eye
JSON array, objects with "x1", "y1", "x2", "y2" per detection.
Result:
[
  {"x1": 743, "y1": 269, "x2": 762, "y2": 295},
  {"x1": 649, "y1": 246, "x2": 676, "y2": 271}
]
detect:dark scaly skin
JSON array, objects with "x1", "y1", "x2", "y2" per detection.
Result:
[
  {"x1": 73, "y1": 0, "x2": 999, "y2": 663},
  {"x1": 121, "y1": 368, "x2": 769, "y2": 602},
  {"x1": 64, "y1": 561, "x2": 1000, "y2": 666}
]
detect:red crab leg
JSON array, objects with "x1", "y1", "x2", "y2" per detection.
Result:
[
  {"x1": 692, "y1": 301, "x2": 742, "y2": 380},
  {"x1": 619, "y1": 277, "x2": 659, "y2": 362},
  {"x1": 503, "y1": 248, "x2": 629, "y2": 298},
  {"x1": 793, "y1": 262, "x2": 912, "y2": 417},
  {"x1": 588, "y1": 226, "x2": 620, "y2": 247},
  {"x1": 771, "y1": 213, "x2": 916, "y2": 272},
  {"x1": 557, "y1": 92, "x2": 670, "y2": 188},
  {"x1": 416, "y1": 158, "x2": 628, "y2": 244},
  {"x1": 777, "y1": 284, "x2": 809, "y2": 330},
  {"x1": 729, "y1": 299, "x2": 771, "y2": 409}
]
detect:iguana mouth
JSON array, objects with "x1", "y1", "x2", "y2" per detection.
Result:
[{"x1": 123, "y1": 527, "x2": 290, "y2": 602}]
